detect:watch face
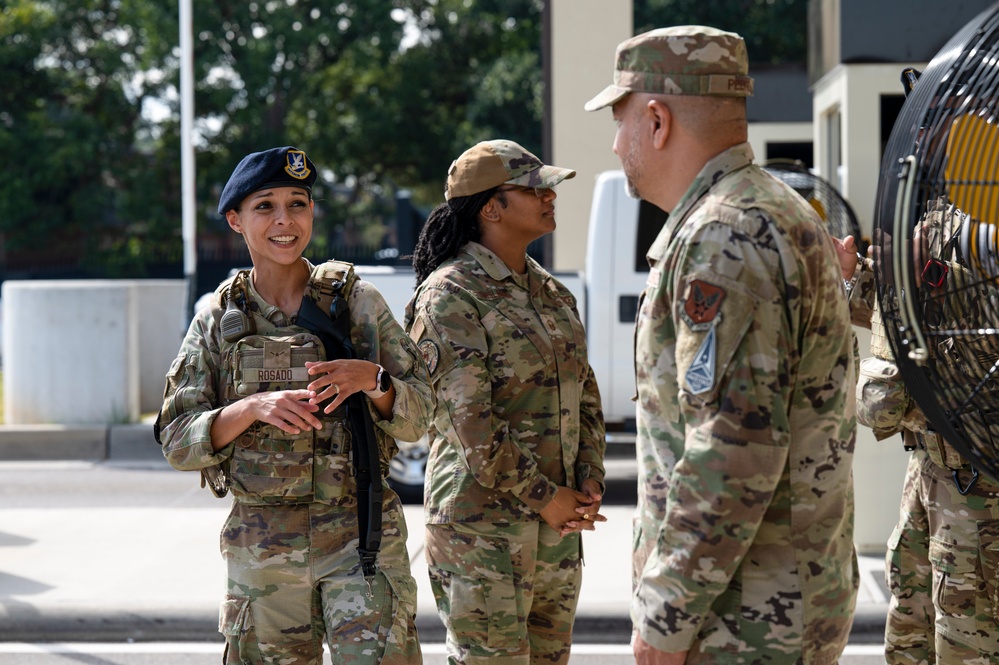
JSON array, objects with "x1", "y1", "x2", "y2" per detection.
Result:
[{"x1": 378, "y1": 368, "x2": 391, "y2": 392}]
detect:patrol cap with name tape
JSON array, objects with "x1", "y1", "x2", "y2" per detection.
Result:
[
  {"x1": 218, "y1": 146, "x2": 317, "y2": 214},
  {"x1": 584, "y1": 25, "x2": 754, "y2": 112},
  {"x1": 445, "y1": 139, "x2": 576, "y2": 200}
]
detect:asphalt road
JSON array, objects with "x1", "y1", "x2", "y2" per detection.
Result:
[{"x1": 0, "y1": 457, "x2": 888, "y2": 663}]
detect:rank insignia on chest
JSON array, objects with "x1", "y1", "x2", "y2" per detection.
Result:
[{"x1": 681, "y1": 280, "x2": 725, "y2": 331}]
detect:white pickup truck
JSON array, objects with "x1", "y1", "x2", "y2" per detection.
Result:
[{"x1": 360, "y1": 171, "x2": 662, "y2": 500}]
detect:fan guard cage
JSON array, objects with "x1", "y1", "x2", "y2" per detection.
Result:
[
  {"x1": 874, "y1": 2, "x2": 999, "y2": 480},
  {"x1": 763, "y1": 159, "x2": 863, "y2": 251}
]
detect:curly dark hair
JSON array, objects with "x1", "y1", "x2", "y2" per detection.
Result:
[{"x1": 412, "y1": 187, "x2": 500, "y2": 285}]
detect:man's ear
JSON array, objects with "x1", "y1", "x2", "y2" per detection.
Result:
[{"x1": 647, "y1": 99, "x2": 671, "y2": 150}]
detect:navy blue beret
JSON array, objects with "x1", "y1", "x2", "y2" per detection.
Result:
[{"x1": 217, "y1": 146, "x2": 318, "y2": 214}]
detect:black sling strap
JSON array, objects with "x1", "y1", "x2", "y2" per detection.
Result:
[{"x1": 297, "y1": 287, "x2": 383, "y2": 593}]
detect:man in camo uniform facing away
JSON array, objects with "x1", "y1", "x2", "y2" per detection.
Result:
[
  {"x1": 406, "y1": 139, "x2": 607, "y2": 665},
  {"x1": 586, "y1": 26, "x2": 858, "y2": 664}
]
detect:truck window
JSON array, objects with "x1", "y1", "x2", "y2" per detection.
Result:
[{"x1": 634, "y1": 200, "x2": 669, "y2": 272}]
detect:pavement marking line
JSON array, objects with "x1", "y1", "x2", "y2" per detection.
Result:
[
  {"x1": 0, "y1": 643, "x2": 223, "y2": 653},
  {"x1": 0, "y1": 643, "x2": 888, "y2": 656}
]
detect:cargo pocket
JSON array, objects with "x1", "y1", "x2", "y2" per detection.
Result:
[
  {"x1": 426, "y1": 529, "x2": 523, "y2": 650},
  {"x1": 978, "y1": 520, "x2": 999, "y2": 624},
  {"x1": 886, "y1": 522, "x2": 904, "y2": 597},
  {"x1": 856, "y1": 357, "x2": 908, "y2": 436},
  {"x1": 378, "y1": 567, "x2": 420, "y2": 660},
  {"x1": 219, "y1": 595, "x2": 260, "y2": 664},
  {"x1": 929, "y1": 537, "x2": 978, "y2": 618}
]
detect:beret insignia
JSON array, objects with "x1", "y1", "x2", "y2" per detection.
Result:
[{"x1": 285, "y1": 150, "x2": 311, "y2": 180}]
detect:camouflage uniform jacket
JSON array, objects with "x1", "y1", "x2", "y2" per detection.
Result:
[
  {"x1": 852, "y1": 199, "x2": 983, "y2": 469},
  {"x1": 407, "y1": 241, "x2": 606, "y2": 524},
  {"x1": 632, "y1": 143, "x2": 858, "y2": 662},
  {"x1": 158, "y1": 259, "x2": 434, "y2": 488}
]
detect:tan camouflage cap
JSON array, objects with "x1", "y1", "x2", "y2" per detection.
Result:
[
  {"x1": 445, "y1": 139, "x2": 576, "y2": 200},
  {"x1": 584, "y1": 25, "x2": 754, "y2": 111}
]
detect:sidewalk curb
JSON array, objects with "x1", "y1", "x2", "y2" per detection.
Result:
[
  {"x1": 0, "y1": 425, "x2": 107, "y2": 461},
  {"x1": 0, "y1": 607, "x2": 887, "y2": 645},
  {"x1": 0, "y1": 423, "x2": 163, "y2": 464}
]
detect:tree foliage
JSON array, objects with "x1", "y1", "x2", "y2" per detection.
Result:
[
  {"x1": 0, "y1": 0, "x2": 546, "y2": 279},
  {"x1": 0, "y1": 0, "x2": 801, "y2": 281},
  {"x1": 636, "y1": 0, "x2": 806, "y2": 65},
  {"x1": 0, "y1": 0, "x2": 176, "y2": 272}
]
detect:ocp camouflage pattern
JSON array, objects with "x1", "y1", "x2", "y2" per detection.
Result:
[
  {"x1": 157, "y1": 259, "x2": 433, "y2": 663},
  {"x1": 885, "y1": 448, "x2": 999, "y2": 664},
  {"x1": 159, "y1": 260, "x2": 434, "y2": 485},
  {"x1": 424, "y1": 520, "x2": 581, "y2": 664},
  {"x1": 220, "y1": 494, "x2": 421, "y2": 664},
  {"x1": 611, "y1": 26, "x2": 753, "y2": 97},
  {"x1": 855, "y1": 199, "x2": 999, "y2": 663},
  {"x1": 407, "y1": 241, "x2": 603, "y2": 663},
  {"x1": 407, "y1": 241, "x2": 606, "y2": 524},
  {"x1": 632, "y1": 142, "x2": 858, "y2": 663}
]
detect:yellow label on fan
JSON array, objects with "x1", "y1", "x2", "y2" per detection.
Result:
[{"x1": 945, "y1": 112, "x2": 999, "y2": 222}]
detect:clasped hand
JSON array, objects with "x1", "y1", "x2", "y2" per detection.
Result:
[
  {"x1": 539, "y1": 479, "x2": 606, "y2": 536},
  {"x1": 235, "y1": 359, "x2": 378, "y2": 435}
]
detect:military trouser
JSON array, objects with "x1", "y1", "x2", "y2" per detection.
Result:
[
  {"x1": 425, "y1": 520, "x2": 582, "y2": 665},
  {"x1": 885, "y1": 448, "x2": 999, "y2": 664},
  {"x1": 219, "y1": 491, "x2": 421, "y2": 665}
]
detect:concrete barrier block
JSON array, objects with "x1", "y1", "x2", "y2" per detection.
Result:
[
  {"x1": 3, "y1": 280, "x2": 139, "y2": 425},
  {"x1": 0, "y1": 425, "x2": 107, "y2": 460},
  {"x1": 135, "y1": 281, "x2": 186, "y2": 414}
]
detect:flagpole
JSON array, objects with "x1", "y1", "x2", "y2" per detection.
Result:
[{"x1": 179, "y1": 0, "x2": 197, "y2": 320}]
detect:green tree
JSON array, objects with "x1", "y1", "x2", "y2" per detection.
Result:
[
  {"x1": 635, "y1": 0, "x2": 807, "y2": 65},
  {"x1": 0, "y1": 0, "x2": 178, "y2": 275},
  {"x1": 181, "y1": 0, "x2": 545, "y2": 262},
  {"x1": 0, "y1": 0, "x2": 547, "y2": 280}
]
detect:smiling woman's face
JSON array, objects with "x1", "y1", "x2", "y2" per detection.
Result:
[{"x1": 225, "y1": 186, "x2": 313, "y2": 268}]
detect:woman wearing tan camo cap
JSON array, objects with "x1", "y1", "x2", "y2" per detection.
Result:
[{"x1": 405, "y1": 139, "x2": 608, "y2": 664}]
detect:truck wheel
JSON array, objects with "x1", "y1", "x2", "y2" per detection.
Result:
[{"x1": 388, "y1": 436, "x2": 428, "y2": 505}]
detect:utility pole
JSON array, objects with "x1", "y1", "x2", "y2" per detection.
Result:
[{"x1": 180, "y1": 0, "x2": 197, "y2": 321}]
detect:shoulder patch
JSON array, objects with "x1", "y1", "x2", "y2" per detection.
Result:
[
  {"x1": 682, "y1": 279, "x2": 726, "y2": 331},
  {"x1": 684, "y1": 325, "x2": 717, "y2": 394},
  {"x1": 418, "y1": 339, "x2": 440, "y2": 374}
]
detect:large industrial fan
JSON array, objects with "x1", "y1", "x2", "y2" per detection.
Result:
[
  {"x1": 763, "y1": 159, "x2": 863, "y2": 251},
  {"x1": 874, "y1": 2, "x2": 999, "y2": 481}
]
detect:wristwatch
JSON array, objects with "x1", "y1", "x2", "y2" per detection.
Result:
[{"x1": 364, "y1": 365, "x2": 391, "y2": 399}]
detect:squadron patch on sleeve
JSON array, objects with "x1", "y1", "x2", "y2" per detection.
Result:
[
  {"x1": 418, "y1": 339, "x2": 440, "y2": 375},
  {"x1": 681, "y1": 279, "x2": 726, "y2": 331},
  {"x1": 685, "y1": 325, "x2": 717, "y2": 394}
]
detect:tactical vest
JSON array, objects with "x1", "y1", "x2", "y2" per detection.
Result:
[{"x1": 213, "y1": 262, "x2": 360, "y2": 506}]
